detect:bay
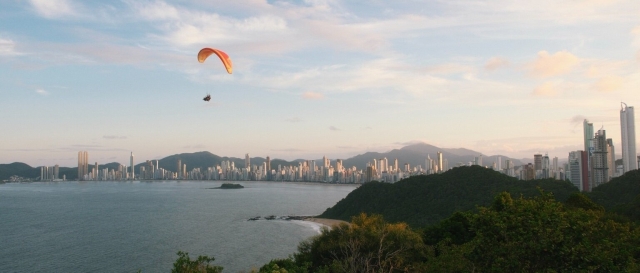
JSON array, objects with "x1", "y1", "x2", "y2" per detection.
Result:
[{"x1": 0, "y1": 181, "x2": 358, "y2": 273}]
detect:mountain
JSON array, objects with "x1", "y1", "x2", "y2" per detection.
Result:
[
  {"x1": 140, "y1": 151, "x2": 302, "y2": 173},
  {"x1": 341, "y1": 142, "x2": 526, "y2": 170},
  {"x1": 0, "y1": 142, "x2": 527, "y2": 180},
  {"x1": 319, "y1": 165, "x2": 580, "y2": 228}
]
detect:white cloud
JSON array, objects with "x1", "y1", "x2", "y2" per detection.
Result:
[
  {"x1": 35, "y1": 89, "x2": 49, "y2": 95},
  {"x1": 250, "y1": 58, "x2": 449, "y2": 97},
  {"x1": 103, "y1": 135, "x2": 127, "y2": 140},
  {"x1": 593, "y1": 75, "x2": 624, "y2": 92},
  {"x1": 484, "y1": 57, "x2": 509, "y2": 71},
  {"x1": 302, "y1": 91, "x2": 324, "y2": 100},
  {"x1": 0, "y1": 38, "x2": 19, "y2": 56},
  {"x1": 632, "y1": 26, "x2": 640, "y2": 47},
  {"x1": 128, "y1": 0, "x2": 179, "y2": 21},
  {"x1": 29, "y1": 0, "x2": 79, "y2": 19},
  {"x1": 285, "y1": 117, "x2": 302, "y2": 122},
  {"x1": 329, "y1": 126, "x2": 340, "y2": 131},
  {"x1": 532, "y1": 82, "x2": 558, "y2": 97},
  {"x1": 528, "y1": 50, "x2": 580, "y2": 78}
]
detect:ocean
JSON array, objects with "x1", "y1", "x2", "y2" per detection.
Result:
[{"x1": 0, "y1": 181, "x2": 358, "y2": 273}]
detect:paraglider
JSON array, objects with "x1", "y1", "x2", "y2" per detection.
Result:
[
  {"x1": 198, "y1": 48, "x2": 232, "y2": 102},
  {"x1": 198, "y1": 48, "x2": 232, "y2": 74}
]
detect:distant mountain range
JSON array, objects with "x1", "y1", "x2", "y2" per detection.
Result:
[{"x1": 1, "y1": 142, "x2": 531, "y2": 180}]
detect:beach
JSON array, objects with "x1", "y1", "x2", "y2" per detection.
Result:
[{"x1": 303, "y1": 217, "x2": 348, "y2": 228}]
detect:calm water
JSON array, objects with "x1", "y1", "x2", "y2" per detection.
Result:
[{"x1": 0, "y1": 181, "x2": 358, "y2": 273}]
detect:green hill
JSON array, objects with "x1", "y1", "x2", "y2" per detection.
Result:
[
  {"x1": 586, "y1": 169, "x2": 640, "y2": 221},
  {"x1": 319, "y1": 165, "x2": 580, "y2": 228}
]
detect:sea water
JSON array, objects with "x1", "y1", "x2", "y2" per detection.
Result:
[{"x1": 0, "y1": 181, "x2": 358, "y2": 273}]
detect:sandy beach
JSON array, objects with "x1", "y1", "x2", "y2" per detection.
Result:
[{"x1": 303, "y1": 217, "x2": 348, "y2": 227}]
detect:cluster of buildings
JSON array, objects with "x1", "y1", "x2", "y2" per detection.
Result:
[
  {"x1": 37, "y1": 104, "x2": 638, "y2": 190},
  {"x1": 564, "y1": 103, "x2": 638, "y2": 191},
  {"x1": 486, "y1": 103, "x2": 637, "y2": 192}
]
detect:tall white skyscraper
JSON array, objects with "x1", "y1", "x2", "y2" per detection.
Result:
[
  {"x1": 78, "y1": 151, "x2": 88, "y2": 180},
  {"x1": 620, "y1": 103, "x2": 637, "y2": 173},
  {"x1": 245, "y1": 153, "x2": 250, "y2": 170},
  {"x1": 130, "y1": 152, "x2": 135, "y2": 180}
]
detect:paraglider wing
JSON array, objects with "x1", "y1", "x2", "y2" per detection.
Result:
[{"x1": 198, "y1": 48, "x2": 233, "y2": 74}]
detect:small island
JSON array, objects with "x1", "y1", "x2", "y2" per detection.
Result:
[{"x1": 218, "y1": 183, "x2": 244, "y2": 189}]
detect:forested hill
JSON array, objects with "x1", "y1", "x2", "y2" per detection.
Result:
[
  {"x1": 586, "y1": 169, "x2": 640, "y2": 220},
  {"x1": 319, "y1": 165, "x2": 580, "y2": 228}
]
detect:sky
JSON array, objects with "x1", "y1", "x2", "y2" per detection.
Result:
[{"x1": 1, "y1": 0, "x2": 639, "y2": 168}]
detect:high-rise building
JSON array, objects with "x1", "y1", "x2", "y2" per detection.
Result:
[
  {"x1": 568, "y1": 151, "x2": 589, "y2": 191},
  {"x1": 584, "y1": 119, "x2": 594, "y2": 154},
  {"x1": 78, "y1": 151, "x2": 88, "y2": 180},
  {"x1": 474, "y1": 155, "x2": 483, "y2": 166},
  {"x1": 437, "y1": 152, "x2": 443, "y2": 173},
  {"x1": 583, "y1": 119, "x2": 594, "y2": 186},
  {"x1": 266, "y1": 156, "x2": 271, "y2": 180},
  {"x1": 245, "y1": 153, "x2": 250, "y2": 170},
  {"x1": 620, "y1": 102, "x2": 637, "y2": 173},
  {"x1": 177, "y1": 159, "x2": 182, "y2": 179},
  {"x1": 592, "y1": 129, "x2": 609, "y2": 187},
  {"x1": 54, "y1": 164, "x2": 59, "y2": 180},
  {"x1": 534, "y1": 154, "x2": 542, "y2": 171},
  {"x1": 606, "y1": 139, "x2": 615, "y2": 180},
  {"x1": 541, "y1": 154, "x2": 550, "y2": 178},
  {"x1": 130, "y1": 152, "x2": 135, "y2": 180}
]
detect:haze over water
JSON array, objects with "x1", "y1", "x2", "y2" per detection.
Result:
[{"x1": 0, "y1": 181, "x2": 358, "y2": 273}]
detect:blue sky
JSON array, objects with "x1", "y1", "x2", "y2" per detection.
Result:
[{"x1": 1, "y1": 0, "x2": 639, "y2": 167}]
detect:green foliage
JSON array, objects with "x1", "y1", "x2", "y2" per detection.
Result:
[
  {"x1": 294, "y1": 213, "x2": 427, "y2": 272},
  {"x1": 565, "y1": 192, "x2": 604, "y2": 212},
  {"x1": 258, "y1": 258, "x2": 310, "y2": 273},
  {"x1": 421, "y1": 211, "x2": 474, "y2": 246},
  {"x1": 427, "y1": 192, "x2": 640, "y2": 272},
  {"x1": 320, "y1": 166, "x2": 580, "y2": 228},
  {"x1": 172, "y1": 251, "x2": 223, "y2": 273},
  {"x1": 586, "y1": 170, "x2": 640, "y2": 222},
  {"x1": 219, "y1": 183, "x2": 244, "y2": 189},
  {"x1": 273, "y1": 191, "x2": 640, "y2": 272}
]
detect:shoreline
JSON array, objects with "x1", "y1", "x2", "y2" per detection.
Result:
[{"x1": 303, "y1": 217, "x2": 348, "y2": 227}]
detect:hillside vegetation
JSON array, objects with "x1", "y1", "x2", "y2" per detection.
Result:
[{"x1": 320, "y1": 165, "x2": 580, "y2": 227}]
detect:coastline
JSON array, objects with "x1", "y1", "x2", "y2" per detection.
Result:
[{"x1": 303, "y1": 217, "x2": 348, "y2": 228}]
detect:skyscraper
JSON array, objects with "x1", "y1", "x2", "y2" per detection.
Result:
[
  {"x1": 78, "y1": 151, "x2": 88, "y2": 180},
  {"x1": 620, "y1": 102, "x2": 637, "y2": 173},
  {"x1": 177, "y1": 159, "x2": 182, "y2": 179},
  {"x1": 130, "y1": 152, "x2": 135, "y2": 180},
  {"x1": 569, "y1": 151, "x2": 589, "y2": 191},
  {"x1": 245, "y1": 153, "x2": 250, "y2": 170},
  {"x1": 584, "y1": 119, "x2": 594, "y2": 153},
  {"x1": 437, "y1": 151, "x2": 443, "y2": 173},
  {"x1": 592, "y1": 129, "x2": 609, "y2": 187},
  {"x1": 534, "y1": 154, "x2": 542, "y2": 171},
  {"x1": 606, "y1": 139, "x2": 615, "y2": 180},
  {"x1": 266, "y1": 156, "x2": 271, "y2": 180},
  {"x1": 583, "y1": 119, "x2": 594, "y2": 186}
]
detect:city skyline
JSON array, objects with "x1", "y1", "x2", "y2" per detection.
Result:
[{"x1": 1, "y1": 1, "x2": 639, "y2": 167}]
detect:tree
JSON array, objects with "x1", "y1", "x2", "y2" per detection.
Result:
[
  {"x1": 293, "y1": 213, "x2": 427, "y2": 273},
  {"x1": 465, "y1": 191, "x2": 639, "y2": 272},
  {"x1": 172, "y1": 251, "x2": 223, "y2": 273}
]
